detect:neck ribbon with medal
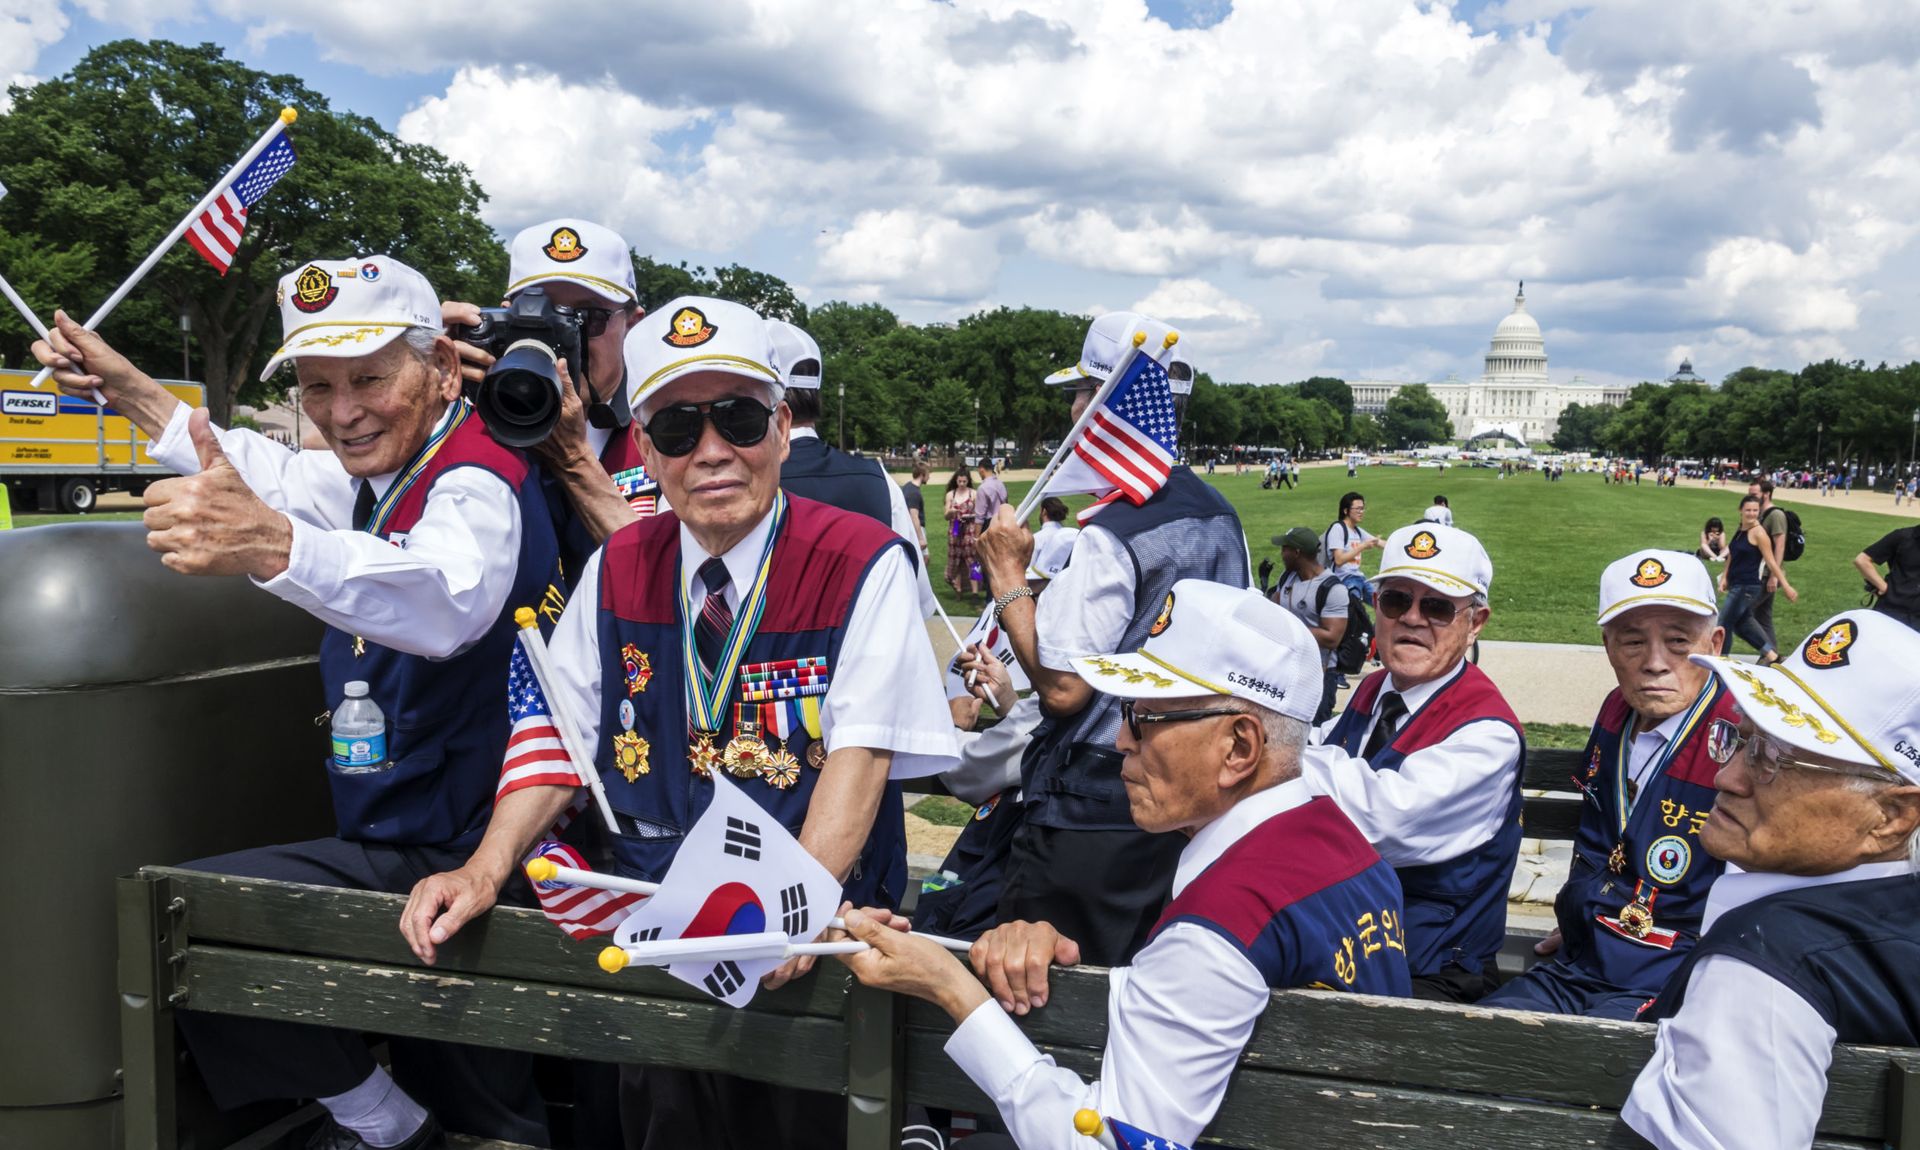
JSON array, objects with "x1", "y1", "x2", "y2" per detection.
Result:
[
  {"x1": 1600, "y1": 682, "x2": 1716, "y2": 946},
  {"x1": 349, "y1": 401, "x2": 471, "y2": 658},
  {"x1": 677, "y1": 493, "x2": 824, "y2": 789}
]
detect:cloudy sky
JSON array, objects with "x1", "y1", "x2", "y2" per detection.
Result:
[{"x1": 7, "y1": 0, "x2": 1920, "y2": 388}]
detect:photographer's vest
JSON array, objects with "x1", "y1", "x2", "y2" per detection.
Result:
[
  {"x1": 1322, "y1": 666, "x2": 1525, "y2": 978},
  {"x1": 317, "y1": 403, "x2": 565, "y2": 847},
  {"x1": 1556, "y1": 685, "x2": 1732, "y2": 995},
  {"x1": 1151, "y1": 797, "x2": 1412, "y2": 998},
  {"x1": 1021, "y1": 467, "x2": 1248, "y2": 831},
  {"x1": 1644, "y1": 874, "x2": 1920, "y2": 1045},
  {"x1": 781, "y1": 433, "x2": 892, "y2": 526},
  {"x1": 592, "y1": 496, "x2": 910, "y2": 908}
]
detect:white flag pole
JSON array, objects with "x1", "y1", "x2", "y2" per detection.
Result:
[
  {"x1": 1010, "y1": 328, "x2": 1179, "y2": 524},
  {"x1": 513, "y1": 609, "x2": 622, "y2": 835},
  {"x1": 28, "y1": 107, "x2": 298, "y2": 391},
  {"x1": 0, "y1": 271, "x2": 50, "y2": 343}
]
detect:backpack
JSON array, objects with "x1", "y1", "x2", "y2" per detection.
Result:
[
  {"x1": 1314, "y1": 578, "x2": 1373, "y2": 674},
  {"x1": 1777, "y1": 507, "x2": 1806, "y2": 562}
]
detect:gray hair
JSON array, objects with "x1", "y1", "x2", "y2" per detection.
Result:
[
  {"x1": 1223, "y1": 698, "x2": 1309, "y2": 777},
  {"x1": 402, "y1": 326, "x2": 444, "y2": 362},
  {"x1": 1839, "y1": 773, "x2": 1920, "y2": 874},
  {"x1": 1470, "y1": 591, "x2": 1489, "y2": 611}
]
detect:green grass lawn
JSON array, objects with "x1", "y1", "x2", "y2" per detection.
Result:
[{"x1": 921, "y1": 466, "x2": 1904, "y2": 648}]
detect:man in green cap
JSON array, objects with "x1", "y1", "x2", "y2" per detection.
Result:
[{"x1": 1271, "y1": 526, "x2": 1350, "y2": 725}]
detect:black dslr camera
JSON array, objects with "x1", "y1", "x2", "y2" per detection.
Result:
[{"x1": 448, "y1": 287, "x2": 588, "y2": 448}]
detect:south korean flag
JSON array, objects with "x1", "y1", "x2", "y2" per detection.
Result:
[
  {"x1": 944, "y1": 612, "x2": 1031, "y2": 702},
  {"x1": 610, "y1": 772, "x2": 842, "y2": 1008}
]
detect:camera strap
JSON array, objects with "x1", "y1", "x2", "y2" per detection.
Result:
[{"x1": 587, "y1": 369, "x2": 632, "y2": 431}]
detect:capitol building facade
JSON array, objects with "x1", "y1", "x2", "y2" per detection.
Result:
[{"x1": 1350, "y1": 285, "x2": 1628, "y2": 445}]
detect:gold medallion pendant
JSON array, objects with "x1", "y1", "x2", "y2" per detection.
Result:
[
  {"x1": 1618, "y1": 900, "x2": 1655, "y2": 939},
  {"x1": 723, "y1": 735, "x2": 772, "y2": 779},
  {"x1": 762, "y1": 747, "x2": 802, "y2": 789},
  {"x1": 612, "y1": 731, "x2": 651, "y2": 783},
  {"x1": 689, "y1": 733, "x2": 721, "y2": 779}
]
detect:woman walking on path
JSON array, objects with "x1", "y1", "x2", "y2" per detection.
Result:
[
  {"x1": 1719, "y1": 494, "x2": 1797, "y2": 663},
  {"x1": 944, "y1": 469, "x2": 980, "y2": 597}
]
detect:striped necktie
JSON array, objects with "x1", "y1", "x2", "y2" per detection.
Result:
[{"x1": 695, "y1": 557, "x2": 734, "y2": 681}]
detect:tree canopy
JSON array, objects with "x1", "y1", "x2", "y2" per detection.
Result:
[{"x1": 1380, "y1": 383, "x2": 1453, "y2": 448}]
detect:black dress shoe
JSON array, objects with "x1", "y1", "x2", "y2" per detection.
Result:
[{"x1": 305, "y1": 1113, "x2": 445, "y2": 1150}]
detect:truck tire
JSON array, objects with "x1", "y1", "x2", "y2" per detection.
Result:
[{"x1": 58, "y1": 478, "x2": 97, "y2": 514}]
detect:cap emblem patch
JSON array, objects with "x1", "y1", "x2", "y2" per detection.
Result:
[
  {"x1": 1802, "y1": 619, "x2": 1857, "y2": 669},
  {"x1": 290, "y1": 263, "x2": 338, "y2": 314},
  {"x1": 1148, "y1": 591, "x2": 1176, "y2": 637},
  {"x1": 1630, "y1": 558, "x2": 1671, "y2": 588},
  {"x1": 1406, "y1": 531, "x2": 1441, "y2": 560},
  {"x1": 664, "y1": 306, "x2": 718, "y2": 348},
  {"x1": 544, "y1": 226, "x2": 588, "y2": 263}
]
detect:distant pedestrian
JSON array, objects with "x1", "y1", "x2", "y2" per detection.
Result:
[
  {"x1": 1271, "y1": 526, "x2": 1348, "y2": 724},
  {"x1": 1719, "y1": 494, "x2": 1798, "y2": 663},
  {"x1": 1857, "y1": 524, "x2": 1920, "y2": 631}
]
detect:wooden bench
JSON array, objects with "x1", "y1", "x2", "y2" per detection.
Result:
[{"x1": 120, "y1": 865, "x2": 1920, "y2": 1150}]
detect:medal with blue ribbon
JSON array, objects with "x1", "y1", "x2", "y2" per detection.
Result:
[
  {"x1": 1613, "y1": 678, "x2": 1719, "y2": 836},
  {"x1": 679, "y1": 492, "x2": 788, "y2": 742}
]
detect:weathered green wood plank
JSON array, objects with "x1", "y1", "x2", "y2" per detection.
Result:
[
  {"x1": 179, "y1": 946, "x2": 851, "y2": 1096},
  {"x1": 906, "y1": 976, "x2": 1906, "y2": 1139},
  {"x1": 116, "y1": 872, "x2": 179, "y2": 1150},
  {"x1": 147, "y1": 866, "x2": 850, "y2": 1018},
  {"x1": 1525, "y1": 746, "x2": 1588, "y2": 791},
  {"x1": 1522, "y1": 795, "x2": 1583, "y2": 838}
]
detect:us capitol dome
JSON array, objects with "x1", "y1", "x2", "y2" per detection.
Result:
[{"x1": 1349, "y1": 284, "x2": 1629, "y2": 446}]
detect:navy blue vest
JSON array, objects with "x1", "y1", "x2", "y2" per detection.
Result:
[
  {"x1": 1151, "y1": 796, "x2": 1410, "y2": 997},
  {"x1": 1645, "y1": 873, "x2": 1920, "y2": 1045},
  {"x1": 1555, "y1": 684, "x2": 1734, "y2": 994},
  {"x1": 1022, "y1": 467, "x2": 1248, "y2": 830},
  {"x1": 780, "y1": 433, "x2": 892, "y2": 526},
  {"x1": 317, "y1": 407, "x2": 564, "y2": 847},
  {"x1": 1321, "y1": 666, "x2": 1525, "y2": 978},
  {"x1": 592, "y1": 497, "x2": 909, "y2": 908}
]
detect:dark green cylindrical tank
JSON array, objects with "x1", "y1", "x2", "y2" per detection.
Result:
[{"x1": 0, "y1": 523, "x2": 331, "y2": 1148}]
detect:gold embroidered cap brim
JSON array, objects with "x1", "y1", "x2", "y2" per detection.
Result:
[{"x1": 1689, "y1": 654, "x2": 1888, "y2": 771}]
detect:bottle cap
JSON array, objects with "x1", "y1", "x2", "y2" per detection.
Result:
[{"x1": 344, "y1": 680, "x2": 370, "y2": 697}]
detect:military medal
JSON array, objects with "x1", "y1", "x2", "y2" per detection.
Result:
[
  {"x1": 678, "y1": 493, "x2": 787, "y2": 783},
  {"x1": 1617, "y1": 883, "x2": 1659, "y2": 939},
  {"x1": 764, "y1": 748, "x2": 802, "y2": 789},
  {"x1": 352, "y1": 635, "x2": 366, "y2": 658},
  {"x1": 689, "y1": 732, "x2": 720, "y2": 778},
  {"x1": 612, "y1": 731, "x2": 650, "y2": 782},
  {"x1": 723, "y1": 703, "x2": 772, "y2": 779},
  {"x1": 806, "y1": 739, "x2": 827, "y2": 769},
  {"x1": 1608, "y1": 842, "x2": 1627, "y2": 874},
  {"x1": 622, "y1": 644, "x2": 652, "y2": 696}
]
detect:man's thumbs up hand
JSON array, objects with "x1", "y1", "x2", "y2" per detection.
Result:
[{"x1": 143, "y1": 415, "x2": 292, "y2": 580}]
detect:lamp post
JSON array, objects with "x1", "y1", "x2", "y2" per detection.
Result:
[
  {"x1": 837, "y1": 380, "x2": 846, "y2": 451},
  {"x1": 179, "y1": 308, "x2": 191, "y2": 380},
  {"x1": 1816, "y1": 420, "x2": 1824, "y2": 469},
  {"x1": 1910, "y1": 409, "x2": 1918, "y2": 474},
  {"x1": 972, "y1": 396, "x2": 980, "y2": 462}
]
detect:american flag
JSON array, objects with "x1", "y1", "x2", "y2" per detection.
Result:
[
  {"x1": 525, "y1": 841, "x2": 647, "y2": 940},
  {"x1": 1052, "y1": 350, "x2": 1178, "y2": 506},
  {"x1": 496, "y1": 641, "x2": 584, "y2": 798},
  {"x1": 185, "y1": 134, "x2": 297, "y2": 275},
  {"x1": 1108, "y1": 1117, "x2": 1193, "y2": 1150}
]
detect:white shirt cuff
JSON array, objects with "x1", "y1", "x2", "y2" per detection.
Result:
[{"x1": 944, "y1": 1000, "x2": 1045, "y2": 1102}]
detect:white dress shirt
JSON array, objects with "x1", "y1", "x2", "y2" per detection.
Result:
[
  {"x1": 787, "y1": 426, "x2": 939, "y2": 619},
  {"x1": 944, "y1": 780, "x2": 1313, "y2": 1149},
  {"x1": 1034, "y1": 526, "x2": 1136, "y2": 672},
  {"x1": 1622, "y1": 859, "x2": 1913, "y2": 1150},
  {"x1": 1302, "y1": 662, "x2": 1523, "y2": 867},
  {"x1": 546, "y1": 505, "x2": 959, "y2": 779},
  {"x1": 1625, "y1": 707, "x2": 1690, "y2": 813},
  {"x1": 148, "y1": 402, "x2": 522, "y2": 659}
]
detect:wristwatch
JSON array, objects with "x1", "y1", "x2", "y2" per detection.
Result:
[{"x1": 991, "y1": 585, "x2": 1036, "y2": 623}]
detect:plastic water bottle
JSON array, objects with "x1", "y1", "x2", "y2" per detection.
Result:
[{"x1": 331, "y1": 681, "x2": 390, "y2": 775}]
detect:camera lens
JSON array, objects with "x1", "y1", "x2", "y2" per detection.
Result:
[{"x1": 475, "y1": 339, "x2": 563, "y2": 447}]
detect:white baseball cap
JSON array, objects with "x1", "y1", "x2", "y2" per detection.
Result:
[
  {"x1": 1167, "y1": 345, "x2": 1196, "y2": 396},
  {"x1": 1597, "y1": 549, "x2": 1717, "y2": 626},
  {"x1": 261, "y1": 255, "x2": 442, "y2": 381},
  {"x1": 1043, "y1": 310, "x2": 1180, "y2": 387},
  {"x1": 507, "y1": 218, "x2": 637, "y2": 304},
  {"x1": 1692, "y1": 611, "x2": 1920, "y2": 780},
  {"x1": 1069, "y1": 578, "x2": 1323, "y2": 724},
  {"x1": 1371, "y1": 522, "x2": 1493, "y2": 599},
  {"x1": 623, "y1": 296, "x2": 782, "y2": 417},
  {"x1": 767, "y1": 320, "x2": 823, "y2": 390}
]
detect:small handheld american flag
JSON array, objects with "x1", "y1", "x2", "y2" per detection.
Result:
[
  {"x1": 1043, "y1": 346, "x2": 1179, "y2": 508},
  {"x1": 186, "y1": 134, "x2": 297, "y2": 275},
  {"x1": 497, "y1": 642, "x2": 584, "y2": 797}
]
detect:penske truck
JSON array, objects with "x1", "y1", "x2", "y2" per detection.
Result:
[{"x1": 0, "y1": 368, "x2": 204, "y2": 513}]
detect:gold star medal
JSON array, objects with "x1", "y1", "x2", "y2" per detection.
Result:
[
  {"x1": 763, "y1": 748, "x2": 801, "y2": 789},
  {"x1": 612, "y1": 731, "x2": 650, "y2": 783},
  {"x1": 689, "y1": 732, "x2": 720, "y2": 778}
]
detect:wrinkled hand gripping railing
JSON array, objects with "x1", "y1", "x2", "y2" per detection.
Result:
[{"x1": 118, "y1": 749, "x2": 1920, "y2": 1150}]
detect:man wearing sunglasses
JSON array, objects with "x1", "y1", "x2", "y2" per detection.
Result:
[
  {"x1": 1623, "y1": 610, "x2": 1920, "y2": 1150},
  {"x1": 1308, "y1": 522, "x2": 1524, "y2": 1002},
  {"x1": 445, "y1": 218, "x2": 654, "y2": 577},
  {"x1": 831, "y1": 580, "x2": 1407, "y2": 1150},
  {"x1": 404, "y1": 295, "x2": 958, "y2": 1150},
  {"x1": 1483, "y1": 550, "x2": 1736, "y2": 1019}
]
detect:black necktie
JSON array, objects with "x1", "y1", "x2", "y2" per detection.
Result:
[
  {"x1": 694, "y1": 557, "x2": 734, "y2": 681},
  {"x1": 1362, "y1": 691, "x2": 1408, "y2": 760},
  {"x1": 351, "y1": 481, "x2": 377, "y2": 532}
]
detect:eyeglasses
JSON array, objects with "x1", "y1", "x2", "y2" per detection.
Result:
[
  {"x1": 579, "y1": 307, "x2": 620, "y2": 339},
  {"x1": 642, "y1": 398, "x2": 775, "y2": 457},
  {"x1": 1376, "y1": 587, "x2": 1464, "y2": 627},
  {"x1": 1120, "y1": 698, "x2": 1241, "y2": 741},
  {"x1": 1704, "y1": 719, "x2": 1886, "y2": 785}
]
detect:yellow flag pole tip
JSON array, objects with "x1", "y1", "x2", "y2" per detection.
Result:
[
  {"x1": 1163, "y1": 331, "x2": 1180, "y2": 348},
  {"x1": 280, "y1": 107, "x2": 298, "y2": 124},
  {"x1": 1073, "y1": 1109, "x2": 1104, "y2": 1136},
  {"x1": 1131, "y1": 331, "x2": 1148, "y2": 347},
  {"x1": 514, "y1": 607, "x2": 538, "y2": 629},
  {"x1": 598, "y1": 946, "x2": 630, "y2": 974},
  {"x1": 524, "y1": 857, "x2": 558, "y2": 883}
]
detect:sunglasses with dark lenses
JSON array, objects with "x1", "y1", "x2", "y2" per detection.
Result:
[
  {"x1": 643, "y1": 398, "x2": 774, "y2": 457},
  {"x1": 1120, "y1": 698, "x2": 1242, "y2": 741},
  {"x1": 1375, "y1": 587, "x2": 1462, "y2": 627},
  {"x1": 579, "y1": 307, "x2": 618, "y2": 339}
]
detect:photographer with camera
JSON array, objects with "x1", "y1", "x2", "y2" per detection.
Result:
[{"x1": 444, "y1": 218, "x2": 653, "y2": 577}]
